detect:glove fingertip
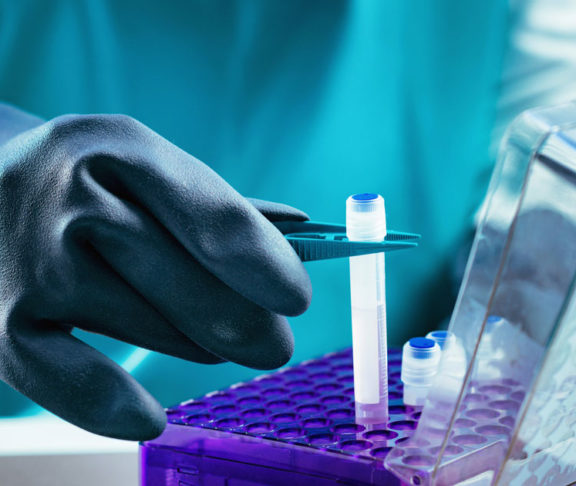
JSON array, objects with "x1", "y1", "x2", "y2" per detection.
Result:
[
  {"x1": 253, "y1": 324, "x2": 295, "y2": 370},
  {"x1": 139, "y1": 404, "x2": 168, "y2": 441},
  {"x1": 281, "y1": 269, "x2": 312, "y2": 317},
  {"x1": 107, "y1": 393, "x2": 167, "y2": 441}
]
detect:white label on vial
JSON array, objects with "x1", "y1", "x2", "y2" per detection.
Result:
[{"x1": 349, "y1": 253, "x2": 387, "y2": 405}]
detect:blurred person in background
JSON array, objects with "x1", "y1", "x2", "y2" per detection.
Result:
[{"x1": 0, "y1": 0, "x2": 575, "y2": 440}]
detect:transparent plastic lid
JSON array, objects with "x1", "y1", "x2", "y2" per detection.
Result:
[{"x1": 386, "y1": 102, "x2": 576, "y2": 486}]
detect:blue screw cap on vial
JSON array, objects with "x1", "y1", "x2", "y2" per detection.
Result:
[
  {"x1": 347, "y1": 194, "x2": 386, "y2": 241},
  {"x1": 348, "y1": 193, "x2": 385, "y2": 217}
]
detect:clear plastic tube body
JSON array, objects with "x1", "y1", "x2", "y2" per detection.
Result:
[{"x1": 346, "y1": 194, "x2": 388, "y2": 424}]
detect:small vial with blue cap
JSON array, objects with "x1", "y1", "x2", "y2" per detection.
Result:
[
  {"x1": 401, "y1": 337, "x2": 441, "y2": 407},
  {"x1": 475, "y1": 315, "x2": 513, "y2": 381},
  {"x1": 425, "y1": 330, "x2": 453, "y2": 350},
  {"x1": 426, "y1": 330, "x2": 467, "y2": 402}
]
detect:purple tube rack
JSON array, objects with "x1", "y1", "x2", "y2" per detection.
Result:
[
  {"x1": 386, "y1": 378, "x2": 524, "y2": 485},
  {"x1": 140, "y1": 348, "x2": 420, "y2": 485}
]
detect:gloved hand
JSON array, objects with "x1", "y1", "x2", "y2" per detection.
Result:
[{"x1": 0, "y1": 104, "x2": 312, "y2": 440}]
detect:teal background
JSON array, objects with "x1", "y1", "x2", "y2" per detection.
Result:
[{"x1": 0, "y1": 0, "x2": 508, "y2": 415}]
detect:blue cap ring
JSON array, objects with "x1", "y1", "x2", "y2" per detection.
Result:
[
  {"x1": 352, "y1": 193, "x2": 379, "y2": 201},
  {"x1": 409, "y1": 337, "x2": 435, "y2": 349}
]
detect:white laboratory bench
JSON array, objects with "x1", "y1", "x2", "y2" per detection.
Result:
[{"x1": 0, "y1": 415, "x2": 138, "y2": 485}]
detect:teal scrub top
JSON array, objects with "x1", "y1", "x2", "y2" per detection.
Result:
[{"x1": 0, "y1": 0, "x2": 508, "y2": 416}]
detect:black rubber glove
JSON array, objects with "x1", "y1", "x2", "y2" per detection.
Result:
[{"x1": 0, "y1": 104, "x2": 312, "y2": 440}]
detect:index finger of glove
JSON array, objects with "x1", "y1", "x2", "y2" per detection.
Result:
[{"x1": 63, "y1": 115, "x2": 311, "y2": 317}]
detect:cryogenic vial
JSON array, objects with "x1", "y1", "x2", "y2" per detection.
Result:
[
  {"x1": 346, "y1": 193, "x2": 388, "y2": 424},
  {"x1": 427, "y1": 330, "x2": 467, "y2": 403},
  {"x1": 401, "y1": 337, "x2": 441, "y2": 407},
  {"x1": 426, "y1": 330, "x2": 453, "y2": 350}
]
